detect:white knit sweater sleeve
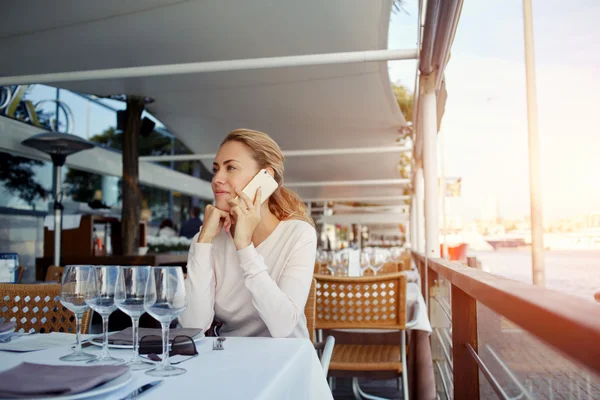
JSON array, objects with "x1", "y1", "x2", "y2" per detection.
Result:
[
  {"x1": 178, "y1": 234, "x2": 216, "y2": 333},
  {"x1": 237, "y1": 223, "x2": 317, "y2": 338}
]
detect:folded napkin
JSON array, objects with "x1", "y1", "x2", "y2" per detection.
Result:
[
  {"x1": 93, "y1": 327, "x2": 202, "y2": 345},
  {"x1": 0, "y1": 362, "x2": 128, "y2": 398},
  {"x1": 0, "y1": 321, "x2": 16, "y2": 334}
]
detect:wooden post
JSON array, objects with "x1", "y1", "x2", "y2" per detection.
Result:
[
  {"x1": 451, "y1": 285, "x2": 479, "y2": 399},
  {"x1": 121, "y1": 98, "x2": 145, "y2": 256}
]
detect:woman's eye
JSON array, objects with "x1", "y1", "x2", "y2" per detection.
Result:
[
  {"x1": 227, "y1": 165, "x2": 236, "y2": 171},
  {"x1": 212, "y1": 168, "x2": 218, "y2": 173}
]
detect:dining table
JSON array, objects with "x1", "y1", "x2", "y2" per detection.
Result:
[{"x1": 0, "y1": 336, "x2": 333, "y2": 400}]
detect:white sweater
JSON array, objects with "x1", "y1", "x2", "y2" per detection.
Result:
[{"x1": 179, "y1": 219, "x2": 317, "y2": 338}]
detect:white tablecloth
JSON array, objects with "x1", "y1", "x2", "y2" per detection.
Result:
[{"x1": 0, "y1": 337, "x2": 333, "y2": 400}]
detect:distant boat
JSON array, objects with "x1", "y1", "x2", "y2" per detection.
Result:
[{"x1": 485, "y1": 237, "x2": 527, "y2": 250}]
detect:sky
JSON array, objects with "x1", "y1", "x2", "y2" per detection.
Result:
[{"x1": 388, "y1": 0, "x2": 600, "y2": 223}]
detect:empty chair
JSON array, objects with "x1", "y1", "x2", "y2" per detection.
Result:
[
  {"x1": 45, "y1": 265, "x2": 64, "y2": 283},
  {"x1": 314, "y1": 272, "x2": 419, "y2": 400},
  {"x1": 0, "y1": 283, "x2": 91, "y2": 334},
  {"x1": 305, "y1": 278, "x2": 335, "y2": 375}
]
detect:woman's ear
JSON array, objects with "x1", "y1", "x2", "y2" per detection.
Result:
[{"x1": 265, "y1": 167, "x2": 275, "y2": 178}]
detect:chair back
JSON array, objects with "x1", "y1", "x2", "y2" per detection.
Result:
[
  {"x1": 314, "y1": 272, "x2": 407, "y2": 330},
  {"x1": 0, "y1": 283, "x2": 91, "y2": 334},
  {"x1": 17, "y1": 266, "x2": 24, "y2": 283},
  {"x1": 304, "y1": 278, "x2": 317, "y2": 343},
  {"x1": 45, "y1": 265, "x2": 64, "y2": 283},
  {"x1": 362, "y1": 262, "x2": 398, "y2": 276}
]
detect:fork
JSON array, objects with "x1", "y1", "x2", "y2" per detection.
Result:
[{"x1": 212, "y1": 337, "x2": 226, "y2": 350}]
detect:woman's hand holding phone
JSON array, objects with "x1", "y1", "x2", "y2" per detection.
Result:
[
  {"x1": 197, "y1": 204, "x2": 232, "y2": 243},
  {"x1": 228, "y1": 187, "x2": 262, "y2": 250}
]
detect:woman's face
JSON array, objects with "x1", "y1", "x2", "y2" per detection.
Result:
[{"x1": 212, "y1": 141, "x2": 260, "y2": 211}]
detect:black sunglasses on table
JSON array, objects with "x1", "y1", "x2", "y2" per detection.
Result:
[{"x1": 139, "y1": 335, "x2": 198, "y2": 364}]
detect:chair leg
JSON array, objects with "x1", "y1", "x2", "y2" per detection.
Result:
[
  {"x1": 351, "y1": 377, "x2": 390, "y2": 400},
  {"x1": 402, "y1": 330, "x2": 409, "y2": 400}
]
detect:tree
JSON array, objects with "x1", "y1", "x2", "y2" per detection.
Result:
[
  {"x1": 0, "y1": 153, "x2": 47, "y2": 207},
  {"x1": 392, "y1": 83, "x2": 413, "y2": 123},
  {"x1": 392, "y1": 83, "x2": 414, "y2": 185}
]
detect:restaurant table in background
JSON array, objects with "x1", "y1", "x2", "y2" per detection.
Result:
[
  {"x1": 0, "y1": 337, "x2": 333, "y2": 400},
  {"x1": 35, "y1": 254, "x2": 188, "y2": 281}
]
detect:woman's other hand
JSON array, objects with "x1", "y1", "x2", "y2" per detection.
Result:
[
  {"x1": 197, "y1": 205, "x2": 232, "y2": 243},
  {"x1": 229, "y1": 188, "x2": 262, "y2": 250}
]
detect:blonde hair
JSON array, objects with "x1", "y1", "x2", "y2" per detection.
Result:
[{"x1": 221, "y1": 129, "x2": 315, "y2": 227}]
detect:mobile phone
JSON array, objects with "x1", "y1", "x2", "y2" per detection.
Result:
[{"x1": 239, "y1": 169, "x2": 278, "y2": 205}]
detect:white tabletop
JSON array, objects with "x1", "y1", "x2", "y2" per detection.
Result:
[{"x1": 0, "y1": 337, "x2": 333, "y2": 400}]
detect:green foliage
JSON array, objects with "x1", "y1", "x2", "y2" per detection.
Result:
[
  {"x1": 392, "y1": 83, "x2": 413, "y2": 123},
  {"x1": 0, "y1": 152, "x2": 47, "y2": 206}
]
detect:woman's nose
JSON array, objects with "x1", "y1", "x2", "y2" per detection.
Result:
[{"x1": 213, "y1": 169, "x2": 227, "y2": 184}]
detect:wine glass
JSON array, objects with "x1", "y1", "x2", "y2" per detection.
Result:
[
  {"x1": 369, "y1": 249, "x2": 386, "y2": 276},
  {"x1": 359, "y1": 251, "x2": 371, "y2": 276},
  {"x1": 326, "y1": 251, "x2": 337, "y2": 276},
  {"x1": 316, "y1": 250, "x2": 328, "y2": 274},
  {"x1": 59, "y1": 265, "x2": 96, "y2": 362},
  {"x1": 144, "y1": 266, "x2": 187, "y2": 377},
  {"x1": 85, "y1": 265, "x2": 124, "y2": 365},
  {"x1": 115, "y1": 266, "x2": 154, "y2": 371},
  {"x1": 390, "y1": 247, "x2": 402, "y2": 262},
  {"x1": 338, "y1": 251, "x2": 349, "y2": 277}
]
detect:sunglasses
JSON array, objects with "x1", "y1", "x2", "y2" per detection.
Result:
[{"x1": 139, "y1": 335, "x2": 198, "y2": 364}]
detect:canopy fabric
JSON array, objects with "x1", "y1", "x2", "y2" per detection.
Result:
[{"x1": 1, "y1": 0, "x2": 407, "y2": 204}]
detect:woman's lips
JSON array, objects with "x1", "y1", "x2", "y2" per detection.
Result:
[{"x1": 214, "y1": 190, "x2": 230, "y2": 197}]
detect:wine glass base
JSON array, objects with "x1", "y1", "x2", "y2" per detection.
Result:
[
  {"x1": 59, "y1": 351, "x2": 97, "y2": 362},
  {"x1": 145, "y1": 365, "x2": 186, "y2": 377},
  {"x1": 126, "y1": 358, "x2": 156, "y2": 371},
  {"x1": 86, "y1": 356, "x2": 124, "y2": 366}
]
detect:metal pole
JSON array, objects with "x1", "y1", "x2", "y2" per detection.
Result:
[
  {"x1": 422, "y1": 75, "x2": 440, "y2": 258},
  {"x1": 141, "y1": 145, "x2": 412, "y2": 162},
  {"x1": 0, "y1": 49, "x2": 419, "y2": 86},
  {"x1": 168, "y1": 137, "x2": 174, "y2": 220},
  {"x1": 410, "y1": 195, "x2": 418, "y2": 251},
  {"x1": 55, "y1": 88, "x2": 60, "y2": 132},
  {"x1": 415, "y1": 167, "x2": 426, "y2": 253},
  {"x1": 52, "y1": 164, "x2": 63, "y2": 266},
  {"x1": 522, "y1": 0, "x2": 545, "y2": 286},
  {"x1": 440, "y1": 129, "x2": 448, "y2": 259}
]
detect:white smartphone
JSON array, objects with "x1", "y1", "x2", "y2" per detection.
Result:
[{"x1": 239, "y1": 169, "x2": 279, "y2": 205}]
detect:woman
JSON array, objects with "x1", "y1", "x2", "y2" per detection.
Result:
[{"x1": 179, "y1": 129, "x2": 316, "y2": 339}]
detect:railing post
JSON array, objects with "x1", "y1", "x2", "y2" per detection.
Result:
[{"x1": 451, "y1": 285, "x2": 479, "y2": 399}]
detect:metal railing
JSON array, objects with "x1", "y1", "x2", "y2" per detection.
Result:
[{"x1": 413, "y1": 252, "x2": 600, "y2": 400}]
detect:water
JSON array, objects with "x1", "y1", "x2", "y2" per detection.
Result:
[{"x1": 470, "y1": 250, "x2": 600, "y2": 302}]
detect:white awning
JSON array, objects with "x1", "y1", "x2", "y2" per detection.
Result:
[{"x1": 1, "y1": 0, "x2": 407, "y2": 204}]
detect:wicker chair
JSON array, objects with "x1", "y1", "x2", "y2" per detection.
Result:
[
  {"x1": 44, "y1": 265, "x2": 64, "y2": 283},
  {"x1": 305, "y1": 278, "x2": 335, "y2": 376},
  {"x1": 16, "y1": 266, "x2": 24, "y2": 283},
  {"x1": 314, "y1": 272, "x2": 419, "y2": 400},
  {"x1": 0, "y1": 284, "x2": 91, "y2": 334},
  {"x1": 363, "y1": 262, "x2": 399, "y2": 276}
]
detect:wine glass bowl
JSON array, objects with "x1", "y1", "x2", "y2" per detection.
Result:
[
  {"x1": 115, "y1": 266, "x2": 154, "y2": 371},
  {"x1": 144, "y1": 266, "x2": 187, "y2": 377},
  {"x1": 85, "y1": 265, "x2": 123, "y2": 366},
  {"x1": 59, "y1": 265, "x2": 96, "y2": 362}
]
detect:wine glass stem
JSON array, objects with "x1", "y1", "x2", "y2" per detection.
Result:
[
  {"x1": 101, "y1": 315, "x2": 109, "y2": 358},
  {"x1": 131, "y1": 317, "x2": 140, "y2": 361},
  {"x1": 161, "y1": 322, "x2": 170, "y2": 369},
  {"x1": 74, "y1": 313, "x2": 83, "y2": 354}
]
